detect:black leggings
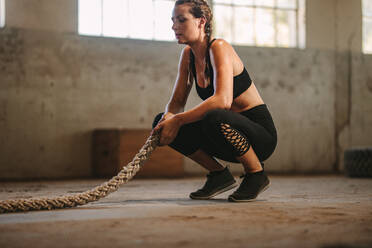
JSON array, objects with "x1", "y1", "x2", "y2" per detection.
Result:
[{"x1": 152, "y1": 104, "x2": 277, "y2": 163}]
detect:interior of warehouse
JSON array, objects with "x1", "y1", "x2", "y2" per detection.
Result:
[{"x1": 0, "y1": 1, "x2": 371, "y2": 248}]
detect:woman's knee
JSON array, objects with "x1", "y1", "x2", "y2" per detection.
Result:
[
  {"x1": 202, "y1": 109, "x2": 227, "y2": 125},
  {"x1": 152, "y1": 112, "x2": 164, "y2": 129},
  {"x1": 201, "y1": 109, "x2": 227, "y2": 133}
]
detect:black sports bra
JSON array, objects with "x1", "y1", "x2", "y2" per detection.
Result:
[{"x1": 190, "y1": 39, "x2": 252, "y2": 100}]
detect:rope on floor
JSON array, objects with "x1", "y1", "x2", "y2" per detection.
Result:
[{"x1": 0, "y1": 132, "x2": 160, "y2": 214}]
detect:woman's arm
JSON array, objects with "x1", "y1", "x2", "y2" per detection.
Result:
[
  {"x1": 153, "y1": 39, "x2": 235, "y2": 145},
  {"x1": 175, "y1": 39, "x2": 234, "y2": 125},
  {"x1": 160, "y1": 46, "x2": 194, "y2": 121}
]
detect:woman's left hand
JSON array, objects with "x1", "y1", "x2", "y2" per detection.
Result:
[{"x1": 152, "y1": 115, "x2": 182, "y2": 146}]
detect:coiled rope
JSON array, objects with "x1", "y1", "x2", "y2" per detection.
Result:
[{"x1": 0, "y1": 132, "x2": 160, "y2": 214}]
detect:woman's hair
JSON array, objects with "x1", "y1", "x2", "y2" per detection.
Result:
[
  {"x1": 175, "y1": 0, "x2": 213, "y2": 40},
  {"x1": 174, "y1": 0, "x2": 214, "y2": 86}
]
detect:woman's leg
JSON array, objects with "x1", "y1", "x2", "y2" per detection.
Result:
[
  {"x1": 236, "y1": 147, "x2": 263, "y2": 173},
  {"x1": 188, "y1": 149, "x2": 225, "y2": 172},
  {"x1": 152, "y1": 112, "x2": 204, "y2": 156},
  {"x1": 153, "y1": 113, "x2": 225, "y2": 171},
  {"x1": 187, "y1": 149, "x2": 237, "y2": 200},
  {"x1": 152, "y1": 113, "x2": 237, "y2": 199},
  {"x1": 218, "y1": 121, "x2": 263, "y2": 173},
  {"x1": 201, "y1": 108, "x2": 276, "y2": 202},
  {"x1": 201, "y1": 108, "x2": 276, "y2": 166}
]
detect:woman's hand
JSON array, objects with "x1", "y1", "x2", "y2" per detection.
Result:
[
  {"x1": 152, "y1": 114, "x2": 182, "y2": 146},
  {"x1": 158, "y1": 112, "x2": 175, "y2": 123}
]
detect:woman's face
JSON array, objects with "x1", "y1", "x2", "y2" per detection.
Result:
[{"x1": 171, "y1": 4, "x2": 205, "y2": 44}]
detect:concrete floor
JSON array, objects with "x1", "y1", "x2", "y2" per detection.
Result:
[{"x1": 0, "y1": 175, "x2": 371, "y2": 248}]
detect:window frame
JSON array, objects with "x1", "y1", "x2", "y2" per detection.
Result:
[
  {"x1": 211, "y1": 0, "x2": 306, "y2": 48},
  {"x1": 77, "y1": 0, "x2": 306, "y2": 49}
]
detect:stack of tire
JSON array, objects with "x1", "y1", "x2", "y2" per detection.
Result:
[{"x1": 344, "y1": 147, "x2": 372, "y2": 177}]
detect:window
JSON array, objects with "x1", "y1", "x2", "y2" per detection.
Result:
[
  {"x1": 363, "y1": 0, "x2": 372, "y2": 54},
  {"x1": 0, "y1": 0, "x2": 5, "y2": 28},
  {"x1": 78, "y1": 0, "x2": 174, "y2": 41},
  {"x1": 213, "y1": 0, "x2": 305, "y2": 48},
  {"x1": 78, "y1": 0, "x2": 305, "y2": 48}
]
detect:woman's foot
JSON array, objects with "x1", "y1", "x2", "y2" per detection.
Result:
[
  {"x1": 228, "y1": 170, "x2": 270, "y2": 202},
  {"x1": 190, "y1": 167, "x2": 238, "y2": 200}
]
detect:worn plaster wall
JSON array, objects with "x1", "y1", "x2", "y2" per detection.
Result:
[
  {"x1": 5, "y1": 0, "x2": 76, "y2": 33},
  {"x1": 349, "y1": 54, "x2": 372, "y2": 149},
  {"x1": 0, "y1": 28, "x2": 182, "y2": 179},
  {"x1": 0, "y1": 0, "x2": 371, "y2": 179},
  {"x1": 334, "y1": 0, "x2": 363, "y2": 171},
  {"x1": 0, "y1": 27, "x2": 336, "y2": 178},
  {"x1": 306, "y1": 0, "x2": 337, "y2": 50},
  {"x1": 331, "y1": 51, "x2": 372, "y2": 171}
]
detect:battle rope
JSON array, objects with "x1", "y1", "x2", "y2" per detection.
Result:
[{"x1": 0, "y1": 132, "x2": 160, "y2": 214}]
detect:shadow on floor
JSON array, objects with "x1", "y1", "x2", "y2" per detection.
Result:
[{"x1": 91, "y1": 197, "x2": 267, "y2": 206}]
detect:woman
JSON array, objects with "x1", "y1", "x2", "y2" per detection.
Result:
[{"x1": 152, "y1": 0, "x2": 277, "y2": 202}]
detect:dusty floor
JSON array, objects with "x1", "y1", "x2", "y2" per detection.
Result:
[{"x1": 0, "y1": 175, "x2": 372, "y2": 248}]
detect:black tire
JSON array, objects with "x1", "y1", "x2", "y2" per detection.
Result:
[{"x1": 344, "y1": 147, "x2": 372, "y2": 177}]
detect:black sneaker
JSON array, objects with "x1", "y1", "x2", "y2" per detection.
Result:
[
  {"x1": 190, "y1": 167, "x2": 238, "y2": 200},
  {"x1": 228, "y1": 170, "x2": 270, "y2": 202}
]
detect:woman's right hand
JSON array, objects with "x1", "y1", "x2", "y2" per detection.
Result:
[
  {"x1": 151, "y1": 112, "x2": 175, "y2": 137},
  {"x1": 159, "y1": 112, "x2": 175, "y2": 123},
  {"x1": 152, "y1": 113, "x2": 182, "y2": 146}
]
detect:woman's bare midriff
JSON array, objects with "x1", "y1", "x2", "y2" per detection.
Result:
[{"x1": 229, "y1": 81, "x2": 265, "y2": 113}]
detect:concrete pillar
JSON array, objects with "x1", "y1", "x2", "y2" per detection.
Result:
[{"x1": 306, "y1": 0, "x2": 364, "y2": 172}]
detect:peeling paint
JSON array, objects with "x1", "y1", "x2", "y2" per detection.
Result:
[
  {"x1": 39, "y1": 145, "x2": 45, "y2": 152},
  {"x1": 0, "y1": 29, "x2": 26, "y2": 83},
  {"x1": 41, "y1": 102, "x2": 46, "y2": 115},
  {"x1": 301, "y1": 69, "x2": 311, "y2": 79},
  {"x1": 289, "y1": 60, "x2": 297, "y2": 69},
  {"x1": 366, "y1": 77, "x2": 372, "y2": 93},
  {"x1": 0, "y1": 100, "x2": 7, "y2": 122},
  {"x1": 260, "y1": 79, "x2": 270, "y2": 89},
  {"x1": 277, "y1": 80, "x2": 295, "y2": 93},
  {"x1": 312, "y1": 50, "x2": 320, "y2": 65}
]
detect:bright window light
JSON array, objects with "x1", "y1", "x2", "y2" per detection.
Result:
[
  {"x1": 214, "y1": 0, "x2": 306, "y2": 48},
  {"x1": 234, "y1": 6, "x2": 254, "y2": 45},
  {"x1": 78, "y1": 0, "x2": 175, "y2": 41},
  {"x1": 154, "y1": 0, "x2": 174, "y2": 40},
  {"x1": 0, "y1": 0, "x2": 5, "y2": 28},
  {"x1": 78, "y1": 0, "x2": 102, "y2": 36},
  {"x1": 128, "y1": 0, "x2": 153, "y2": 39},
  {"x1": 363, "y1": 0, "x2": 372, "y2": 54},
  {"x1": 214, "y1": 4, "x2": 233, "y2": 42},
  {"x1": 102, "y1": 0, "x2": 127, "y2": 38},
  {"x1": 78, "y1": 0, "x2": 305, "y2": 48},
  {"x1": 256, "y1": 8, "x2": 275, "y2": 47}
]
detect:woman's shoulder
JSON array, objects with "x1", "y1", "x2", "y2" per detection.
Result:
[
  {"x1": 209, "y1": 38, "x2": 235, "y2": 55},
  {"x1": 179, "y1": 45, "x2": 192, "y2": 62},
  {"x1": 210, "y1": 38, "x2": 232, "y2": 47},
  {"x1": 182, "y1": 45, "x2": 192, "y2": 54}
]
